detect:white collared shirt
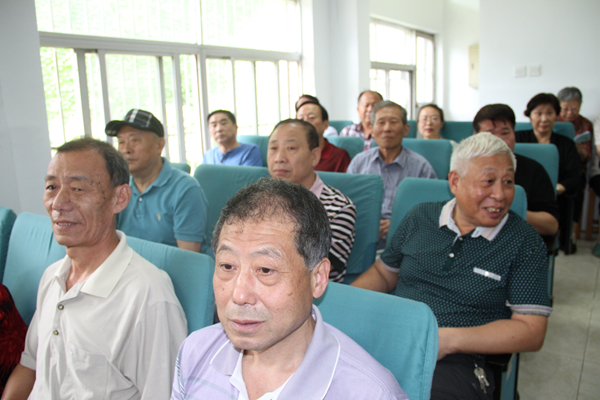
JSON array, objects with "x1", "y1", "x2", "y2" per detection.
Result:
[
  {"x1": 21, "y1": 232, "x2": 187, "y2": 400},
  {"x1": 439, "y1": 198, "x2": 509, "y2": 242}
]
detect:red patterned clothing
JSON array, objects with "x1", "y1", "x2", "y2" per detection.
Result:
[
  {"x1": 0, "y1": 284, "x2": 27, "y2": 395},
  {"x1": 315, "y1": 139, "x2": 351, "y2": 173},
  {"x1": 558, "y1": 115, "x2": 594, "y2": 172}
]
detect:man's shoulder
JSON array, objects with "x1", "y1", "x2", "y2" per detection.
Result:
[
  {"x1": 402, "y1": 147, "x2": 433, "y2": 166},
  {"x1": 349, "y1": 147, "x2": 378, "y2": 164},
  {"x1": 339, "y1": 123, "x2": 361, "y2": 136},
  {"x1": 321, "y1": 184, "x2": 354, "y2": 206},
  {"x1": 178, "y1": 324, "x2": 229, "y2": 368},
  {"x1": 326, "y1": 323, "x2": 407, "y2": 399}
]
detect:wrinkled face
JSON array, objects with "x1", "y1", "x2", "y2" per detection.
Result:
[
  {"x1": 116, "y1": 125, "x2": 164, "y2": 174},
  {"x1": 297, "y1": 103, "x2": 329, "y2": 137},
  {"x1": 529, "y1": 103, "x2": 557, "y2": 137},
  {"x1": 476, "y1": 119, "x2": 516, "y2": 151},
  {"x1": 559, "y1": 99, "x2": 581, "y2": 123},
  {"x1": 357, "y1": 91, "x2": 382, "y2": 125},
  {"x1": 44, "y1": 150, "x2": 125, "y2": 249},
  {"x1": 214, "y1": 219, "x2": 324, "y2": 352},
  {"x1": 417, "y1": 106, "x2": 444, "y2": 139},
  {"x1": 267, "y1": 123, "x2": 319, "y2": 189},
  {"x1": 450, "y1": 154, "x2": 515, "y2": 233},
  {"x1": 208, "y1": 112, "x2": 238, "y2": 147},
  {"x1": 372, "y1": 106, "x2": 409, "y2": 150}
]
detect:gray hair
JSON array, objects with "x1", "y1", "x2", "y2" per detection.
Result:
[
  {"x1": 557, "y1": 87, "x2": 582, "y2": 103},
  {"x1": 56, "y1": 138, "x2": 129, "y2": 188},
  {"x1": 211, "y1": 177, "x2": 331, "y2": 270},
  {"x1": 450, "y1": 132, "x2": 515, "y2": 177},
  {"x1": 371, "y1": 100, "x2": 408, "y2": 125}
]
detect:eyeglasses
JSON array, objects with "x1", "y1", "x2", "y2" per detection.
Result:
[{"x1": 419, "y1": 117, "x2": 441, "y2": 123}]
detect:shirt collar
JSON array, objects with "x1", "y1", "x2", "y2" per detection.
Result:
[
  {"x1": 54, "y1": 231, "x2": 133, "y2": 298},
  {"x1": 129, "y1": 157, "x2": 171, "y2": 194},
  {"x1": 211, "y1": 305, "x2": 339, "y2": 399},
  {"x1": 374, "y1": 146, "x2": 405, "y2": 166},
  {"x1": 439, "y1": 198, "x2": 509, "y2": 241},
  {"x1": 308, "y1": 173, "x2": 325, "y2": 199},
  {"x1": 320, "y1": 138, "x2": 333, "y2": 160}
]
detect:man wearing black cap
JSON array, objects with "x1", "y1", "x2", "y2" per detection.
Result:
[{"x1": 105, "y1": 109, "x2": 208, "y2": 252}]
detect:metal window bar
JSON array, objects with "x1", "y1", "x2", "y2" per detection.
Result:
[
  {"x1": 75, "y1": 49, "x2": 92, "y2": 138},
  {"x1": 157, "y1": 56, "x2": 170, "y2": 159},
  {"x1": 172, "y1": 55, "x2": 187, "y2": 162}
]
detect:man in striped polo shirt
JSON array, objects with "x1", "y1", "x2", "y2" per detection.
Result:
[{"x1": 267, "y1": 119, "x2": 356, "y2": 283}]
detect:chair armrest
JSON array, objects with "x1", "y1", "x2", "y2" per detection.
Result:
[{"x1": 487, "y1": 353, "x2": 513, "y2": 372}]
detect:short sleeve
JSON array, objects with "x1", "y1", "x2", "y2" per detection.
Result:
[
  {"x1": 173, "y1": 181, "x2": 208, "y2": 243},
  {"x1": 328, "y1": 200, "x2": 357, "y2": 282},
  {"x1": 243, "y1": 145, "x2": 264, "y2": 167}
]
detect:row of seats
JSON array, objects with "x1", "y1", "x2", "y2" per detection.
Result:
[{"x1": 0, "y1": 206, "x2": 437, "y2": 400}]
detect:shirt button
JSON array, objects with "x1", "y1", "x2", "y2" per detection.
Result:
[
  {"x1": 138, "y1": 197, "x2": 143, "y2": 202},
  {"x1": 449, "y1": 253, "x2": 455, "y2": 258},
  {"x1": 57, "y1": 304, "x2": 64, "y2": 310},
  {"x1": 458, "y1": 237, "x2": 463, "y2": 241},
  {"x1": 53, "y1": 330, "x2": 59, "y2": 335}
]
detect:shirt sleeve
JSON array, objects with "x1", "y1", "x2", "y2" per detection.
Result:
[
  {"x1": 526, "y1": 162, "x2": 560, "y2": 222},
  {"x1": 131, "y1": 301, "x2": 188, "y2": 400},
  {"x1": 419, "y1": 160, "x2": 438, "y2": 179},
  {"x1": 557, "y1": 136, "x2": 583, "y2": 194},
  {"x1": 243, "y1": 145, "x2": 264, "y2": 167},
  {"x1": 339, "y1": 126, "x2": 350, "y2": 137},
  {"x1": 338, "y1": 151, "x2": 351, "y2": 173},
  {"x1": 19, "y1": 309, "x2": 39, "y2": 370},
  {"x1": 328, "y1": 201, "x2": 357, "y2": 283},
  {"x1": 173, "y1": 181, "x2": 208, "y2": 244}
]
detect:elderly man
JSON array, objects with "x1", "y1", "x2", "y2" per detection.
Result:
[
  {"x1": 295, "y1": 95, "x2": 338, "y2": 137},
  {"x1": 347, "y1": 100, "x2": 437, "y2": 242},
  {"x1": 105, "y1": 109, "x2": 208, "y2": 252},
  {"x1": 339, "y1": 90, "x2": 383, "y2": 150},
  {"x1": 473, "y1": 104, "x2": 559, "y2": 236},
  {"x1": 3, "y1": 138, "x2": 187, "y2": 400},
  {"x1": 171, "y1": 178, "x2": 406, "y2": 400},
  {"x1": 352, "y1": 133, "x2": 551, "y2": 400},
  {"x1": 203, "y1": 109, "x2": 263, "y2": 166},
  {"x1": 296, "y1": 100, "x2": 351, "y2": 172},
  {"x1": 267, "y1": 119, "x2": 356, "y2": 282}
]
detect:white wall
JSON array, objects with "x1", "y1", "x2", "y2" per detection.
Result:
[
  {"x1": 0, "y1": 0, "x2": 51, "y2": 215},
  {"x1": 480, "y1": 0, "x2": 600, "y2": 122}
]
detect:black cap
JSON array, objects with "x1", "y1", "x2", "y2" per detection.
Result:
[{"x1": 105, "y1": 109, "x2": 164, "y2": 137}]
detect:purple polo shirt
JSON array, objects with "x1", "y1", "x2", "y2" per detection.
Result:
[{"x1": 171, "y1": 305, "x2": 407, "y2": 400}]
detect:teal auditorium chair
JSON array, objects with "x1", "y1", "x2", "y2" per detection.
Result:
[
  {"x1": 194, "y1": 165, "x2": 384, "y2": 282},
  {"x1": 315, "y1": 282, "x2": 438, "y2": 400},
  {"x1": 514, "y1": 121, "x2": 575, "y2": 140},
  {"x1": 327, "y1": 136, "x2": 364, "y2": 159},
  {"x1": 328, "y1": 120, "x2": 353, "y2": 133},
  {"x1": 514, "y1": 143, "x2": 560, "y2": 302},
  {"x1": 0, "y1": 206, "x2": 17, "y2": 281},
  {"x1": 2, "y1": 213, "x2": 215, "y2": 333},
  {"x1": 388, "y1": 178, "x2": 529, "y2": 400},
  {"x1": 238, "y1": 135, "x2": 268, "y2": 166},
  {"x1": 402, "y1": 138, "x2": 453, "y2": 179},
  {"x1": 171, "y1": 162, "x2": 191, "y2": 174},
  {"x1": 407, "y1": 120, "x2": 472, "y2": 143}
]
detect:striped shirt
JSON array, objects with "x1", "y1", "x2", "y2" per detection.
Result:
[
  {"x1": 309, "y1": 175, "x2": 357, "y2": 283},
  {"x1": 339, "y1": 123, "x2": 374, "y2": 151}
]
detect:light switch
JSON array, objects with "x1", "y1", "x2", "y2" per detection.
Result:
[
  {"x1": 514, "y1": 66, "x2": 526, "y2": 78},
  {"x1": 529, "y1": 65, "x2": 541, "y2": 77}
]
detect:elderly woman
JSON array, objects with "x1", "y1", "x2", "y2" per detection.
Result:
[
  {"x1": 516, "y1": 93, "x2": 581, "y2": 253},
  {"x1": 416, "y1": 104, "x2": 457, "y2": 147},
  {"x1": 557, "y1": 87, "x2": 593, "y2": 165}
]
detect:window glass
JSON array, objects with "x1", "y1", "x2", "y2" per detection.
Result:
[
  {"x1": 85, "y1": 53, "x2": 105, "y2": 141},
  {"x1": 255, "y1": 61, "x2": 279, "y2": 135},
  {"x1": 35, "y1": 0, "x2": 199, "y2": 43},
  {"x1": 40, "y1": 47, "x2": 85, "y2": 149},
  {"x1": 416, "y1": 35, "x2": 435, "y2": 104},
  {"x1": 162, "y1": 56, "x2": 180, "y2": 162},
  {"x1": 180, "y1": 54, "x2": 202, "y2": 167},
  {"x1": 206, "y1": 58, "x2": 234, "y2": 112},
  {"x1": 370, "y1": 20, "x2": 415, "y2": 65},
  {"x1": 388, "y1": 70, "x2": 411, "y2": 116},
  {"x1": 234, "y1": 61, "x2": 256, "y2": 136},
  {"x1": 370, "y1": 69, "x2": 386, "y2": 96},
  {"x1": 201, "y1": 0, "x2": 300, "y2": 51}
]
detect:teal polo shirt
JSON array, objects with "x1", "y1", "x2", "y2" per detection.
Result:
[
  {"x1": 117, "y1": 158, "x2": 208, "y2": 247},
  {"x1": 381, "y1": 200, "x2": 551, "y2": 328}
]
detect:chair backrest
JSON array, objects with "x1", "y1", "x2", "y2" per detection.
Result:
[
  {"x1": 402, "y1": 138, "x2": 453, "y2": 179},
  {"x1": 171, "y1": 162, "x2": 191, "y2": 174},
  {"x1": 194, "y1": 165, "x2": 270, "y2": 257},
  {"x1": 406, "y1": 119, "x2": 418, "y2": 138},
  {"x1": 329, "y1": 120, "x2": 353, "y2": 133},
  {"x1": 408, "y1": 120, "x2": 472, "y2": 142},
  {"x1": 513, "y1": 143, "x2": 559, "y2": 190},
  {"x1": 514, "y1": 121, "x2": 575, "y2": 140},
  {"x1": 238, "y1": 135, "x2": 269, "y2": 166},
  {"x1": 317, "y1": 171, "x2": 383, "y2": 280},
  {"x1": 2, "y1": 213, "x2": 215, "y2": 333},
  {"x1": 315, "y1": 282, "x2": 438, "y2": 400},
  {"x1": 0, "y1": 206, "x2": 17, "y2": 281},
  {"x1": 327, "y1": 136, "x2": 364, "y2": 159},
  {"x1": 388, "y1": 178, "x2": 528, "y2": 241}
]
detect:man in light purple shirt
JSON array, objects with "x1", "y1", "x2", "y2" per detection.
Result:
[
  {"x1": 171, "y1": 178, "x2": 406, "y2": 400},
  {"x1": 339, "y1": 90, "x2": 383, "y2": 151}
]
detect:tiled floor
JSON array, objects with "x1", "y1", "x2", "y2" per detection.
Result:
[{"x1": 518, "y1": 239, "x2": 600, "y2": 399}]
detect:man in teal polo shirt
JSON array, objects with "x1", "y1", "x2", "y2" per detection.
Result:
[
  {"x1": 105, "y1": 109, "x2": 208, "y2": 252},
  {"x1": 352, "y1": 133, "x2": 551, "y2": 399}
]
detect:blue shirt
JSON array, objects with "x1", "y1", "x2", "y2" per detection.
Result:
[
  {"x1": 172, "y1": 305, "x2": 407, "y2": 400},
  {"x1": 202, "y1": 143, "x2": 263, "y2": 166},
  {"x1": 347, "y1": 146, "x2": 437, "y2": 219},
  {"x1": 117, "y1": 158, "x2": 208, "y2": 247}
]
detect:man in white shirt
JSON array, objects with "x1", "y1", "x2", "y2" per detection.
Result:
[{"x1": 2, "y1": 138, "x2": 187, "y2": 400}]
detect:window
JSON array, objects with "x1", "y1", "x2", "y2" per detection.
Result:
[
  {"x1": 36, "y1": 0, "x2": 301, "y2": 168},
  {"x1": 369, "y1": 19, "x2": 435, "y2": 118}
]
